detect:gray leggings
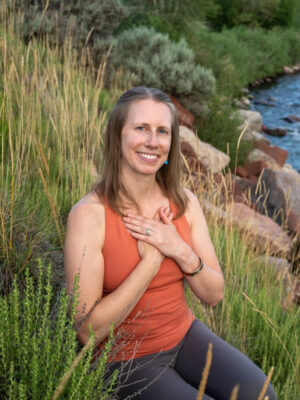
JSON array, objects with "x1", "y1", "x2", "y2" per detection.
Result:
[{"x1": 107, "y1": 320, "x2": 277, "y2": 400}]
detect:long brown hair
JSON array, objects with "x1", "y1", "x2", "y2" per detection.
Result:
[{"x1": 94, "y1": 86, "x2": 188, "y2": 217}]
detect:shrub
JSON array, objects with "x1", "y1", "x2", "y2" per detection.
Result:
[
  {"x1": 198, "y1": 96, "x2": 252, "y2": 169},
  {"x1": 109, "y1": 26, "x2": 216, "y2": 115},
  {"x1": 0, "y1": 262, "x2": 117, "y2": 399},
  {"x1": 208, "y1": 0, "x2": 299, "y2": 30},
  {"x1": 10, "y1": 0, "x2": 128, "y2": 58}
]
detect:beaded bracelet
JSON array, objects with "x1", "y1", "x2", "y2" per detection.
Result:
[{"x1": 184, "y1": 257, "x2": 204, "y2": 277}]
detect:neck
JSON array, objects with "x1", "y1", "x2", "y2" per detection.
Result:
[{"x1": 120, "y1": 171, "x2": 161, "y2": 210}]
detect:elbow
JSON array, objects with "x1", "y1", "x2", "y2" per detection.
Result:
[
  {"x1": 209, "y1": 282, "x2": 225, "y2": 307},
  {"x1": 210, "y1": 291, "x2": 224, "y2": 307},
  {"x1": 77, "y1": 329, "x2": 89, "y2": 345}
]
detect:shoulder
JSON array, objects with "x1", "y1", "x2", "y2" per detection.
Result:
[
  {"x1": 182, "y1": 188, "x2": 204, "y2": 227},
  {"x1": 66, "y1": 192, "x2": 105, "y2": 244}
]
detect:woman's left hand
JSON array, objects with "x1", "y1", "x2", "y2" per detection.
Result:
[{"x1": 122, "y1": 207, "x2": 184, "y2": 259}]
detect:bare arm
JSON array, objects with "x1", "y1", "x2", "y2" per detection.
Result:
[
  {"x1": 64, "y1": 201, "x2": 163, "y2": 345},
  {"x1": 175, "y1": 189, "x2": 224, "y2": 306}
]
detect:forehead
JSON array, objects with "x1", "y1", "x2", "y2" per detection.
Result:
[{"x1": 126, "y1": 99, "x2": 172, "y2": 127}]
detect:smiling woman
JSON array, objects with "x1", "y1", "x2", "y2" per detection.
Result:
[
  {"x1": 64, "y1": 87, "x2": 277, "y2": 400},
  {"x1": 120, "y1": 98, "x2": 172, "y2": 178}
]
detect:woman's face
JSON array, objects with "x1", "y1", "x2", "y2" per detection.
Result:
[{"x1": 120, "y1": 99, "x2": 172, "y2": 177}]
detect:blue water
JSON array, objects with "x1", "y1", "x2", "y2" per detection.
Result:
[{"x1": 250, "y1": 74, "x2": 300, "y2": 172}]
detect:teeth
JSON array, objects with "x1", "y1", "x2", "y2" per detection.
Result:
[{"x1": 140, "y1": 153, "x2": 157, "y2": 159}]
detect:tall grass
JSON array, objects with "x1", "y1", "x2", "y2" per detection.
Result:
[
  {"x1": 0, "y1": 2, "x2": 123, "y2": 293},
  {"x1": 184, "y1": 172, "x2": 299, "y2": 399},
  {"x1": 0, "y1": 2, "x2": 299, "y2": 399}
]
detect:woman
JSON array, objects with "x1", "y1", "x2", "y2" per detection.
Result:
[{"x1": 64, "y1": 87, "x2": 277, "y2": 399}]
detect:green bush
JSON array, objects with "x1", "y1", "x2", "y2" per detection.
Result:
[
  {"x1": 10, "y1": 0, "x2": 128, "y2": 59},
  {"x1": 0, "y1": 262, "x2": 117, "y2": 400},
  {"x1": 187, "y1": 24, "x2": 300, "y2": 96},
  {"x1": 110, "y1": 26, "x2": 216, "y2": 115},
  {"x1": 119, "y1": 0, "x2": 221, "y2": 41},
  {"x1": 198, "y1": 96, "x2": 252, "y2": 169},
  {"x1": 208, "y1": 0, "x2": 299, "y2": 30}
]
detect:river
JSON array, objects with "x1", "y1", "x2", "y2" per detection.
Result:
[{"x1": 250, "y1": 73, "x2": 300, "y2": 172}]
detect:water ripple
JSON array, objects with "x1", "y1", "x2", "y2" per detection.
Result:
[{"x1": 250, "y1": 74, "x2": 300, "y2": 172}]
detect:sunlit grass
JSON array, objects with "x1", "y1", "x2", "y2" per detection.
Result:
[{"x1": 0, "y1": 2, "x2": 299, "y2": 399}]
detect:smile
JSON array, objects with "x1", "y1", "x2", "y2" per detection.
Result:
[{"x1": 138, "y1": 153, "x2": 158, "y2": 160}]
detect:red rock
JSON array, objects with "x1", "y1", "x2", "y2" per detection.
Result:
[
  {"x1": 249, "y1": 174, "x2": 259, "y2": 185},
  {"x1": 171, "y1": 97, "x2": 194, "y2": 128},
  {"x1": 244, "y1": 160, "x2": 268, "y2": 177},
  {"x1": 262, "y1": 127, "x2": 287, "y2": 137},
  {"x1": 289, "y1": 115, "x2": 300, "y2": 122},
  {"x1": 294, "y1": 281, "x2": 300, "y2": 305},
  {"x1": 235, "y1": 166, "x2": 248, "y2": 178},
  {"x1": 203, "y1": 201, "x2": 293, "y2": 256},
  {"x1": 287, "y1": 209, "x2": 300, "y2": 237},
  {"x1": 254, "y1": 142, "x2": 288, "y2": 166}
]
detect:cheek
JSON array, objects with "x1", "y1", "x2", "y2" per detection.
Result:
[{"x1": 163, "y1": 137, "x2": 172, "y2": 153}]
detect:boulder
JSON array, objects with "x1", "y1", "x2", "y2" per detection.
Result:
[
  {"x1": 254, "y1": 141, "x2": 288, "y2": 166},
  {"x1": 283, "y1": 66, "x2": 294, "y2": 75},
  {"x1": 241, "y1": 88, "x2": 250, "y2": 95},
  {"x1": 241, "y1": 130, "x2": 270, "y2": 144},
  {"x1": 179, "y1": 126, "x2": 230, "y2": 173},
  {"x1": 254, "y1": 100, "x2": 275, "y2": 107},
  {"x1": 237, "y1": 110, "x2": 263, "y2": 132},
  {"x1": 226, "y1": 202, "x2": 293, "y2": 255},
  {"x1": 262, "y1": 127, "x2": 287, "y2": 137},
  {"x1": 234, "y1": 99, "x2": 249, "y2": 110},
  {"x1": 203, "y1": 201, "x2": 293, "y2": 256},
  {"x1": 240, "y1": 96, "x2": 251, "y2": 107},
  {"x1": 282, "y1": 115, "x2": 300, "y2": 123},
  {"x1": 273, "y1": 167, "x2": 300, "y2": 217},
  {"x1": 246, "y1": 149, "x2": 281, "y2": 170},
  {"x1": 250, "y1": 168, "x2": 288, "y2": 226},
  {"x1": 287, "y1": 209, "x2": 300, "y2": 237},
  {"x1": 171, "y1": 97, "x2": 194, "y2": 128},
  {"x1": 235, "y1": 166, "x2": 248, "y2": 179},
  {"x1": 244, "y1": 160, "x2": 268, "y2": 177},
  {"x1": 180, "y1": 141, "x2": 206, "y2": 173}
]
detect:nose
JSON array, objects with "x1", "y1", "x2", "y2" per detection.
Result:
[{"x1": 146, "y1": 130, "x2": 158, "y2": 147}]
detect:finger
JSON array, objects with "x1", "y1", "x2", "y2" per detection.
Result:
[
  {"x1": 164, "y1": 207, "x2": 173, "y2": 221},
  {"x1": 159, "y1": 207, "x2": 172, "y2": 224},
  {"x1": 124, "y1": 214, "x2": 156, "y2": 226},
  {"x1": 122, "y1": 216, "x2": 155, "y2": 230},
  {"x1": 152, "y1": 210, "x2": 160, "y2": 221},
  {"x1": 128, "y1": 230, "x2": 154, "y2": 243},
  {"x1": 124, "y1": 222, "x2": 154, "y2": 235}
]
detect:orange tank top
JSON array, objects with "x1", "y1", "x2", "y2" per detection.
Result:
[{"x1": 99, "y1": 201, "x2": 195, "y2": 361}]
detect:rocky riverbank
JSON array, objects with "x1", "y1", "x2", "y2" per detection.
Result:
[{"x1": 174, "y1": 95, "x2": 300, "y2": 305}]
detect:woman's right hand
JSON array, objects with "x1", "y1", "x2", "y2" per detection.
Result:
[{"x1": 136, "y1": 207, "x2": 173, "y2": 268}]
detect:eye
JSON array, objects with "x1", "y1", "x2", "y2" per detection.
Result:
[
  {"x1": 136, "y1": 126, "x2": 145, "y2": 131},
  {"x1": 159, "y1": 128, "x2": 169, "y2": 135}
]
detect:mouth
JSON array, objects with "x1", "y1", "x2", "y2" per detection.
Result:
[{"x1": 137, "y1": 152, "x2": 159, "y2": 160}]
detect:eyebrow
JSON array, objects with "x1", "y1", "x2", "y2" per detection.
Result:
[{"x1": 135, "y1": 122, "x2": 171, "y2": 130}]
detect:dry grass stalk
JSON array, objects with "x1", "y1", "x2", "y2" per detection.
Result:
[
  {"x1": 257, "y1": 366, "x2": 274, "y2": 400},
  {"x1": 38, "y1": 167, "x2": 63, "y2": 248},
  {"x1": 229, "y1": 384, "x2": 239, "y2": 400},
  {"x1": 197, "y1": 342, "x2": 213, "y2": 400}
]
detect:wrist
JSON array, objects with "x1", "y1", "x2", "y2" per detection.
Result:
[
  {"x1": 176, "y1": 244, "x2": 201, "y2": 275},
  {"x1": 184, "y1": 257, "x2": 204, "y2": 277}
]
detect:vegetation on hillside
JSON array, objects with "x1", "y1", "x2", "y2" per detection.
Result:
[{"x1": 1, "y1": 1, "x2": 300, "y2": 399}]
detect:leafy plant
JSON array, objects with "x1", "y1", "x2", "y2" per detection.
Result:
[
  {"x1": 110, "y1": 26, "x2": 216, "y2": 115},
  {"x1": 0, "y1": 261, "x2": 117, "y2": 400}
]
